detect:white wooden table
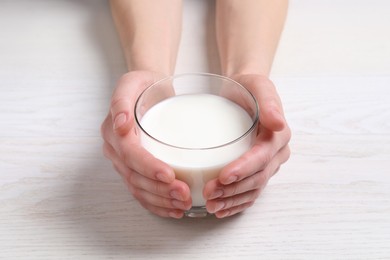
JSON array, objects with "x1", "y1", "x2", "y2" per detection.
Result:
[{"x1": 1, "y1": 0, "x2": 389, "y2": 259}]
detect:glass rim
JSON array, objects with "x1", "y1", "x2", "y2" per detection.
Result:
[{"x1": 134, "y1": 72, "x2": 259, "y2": 151}]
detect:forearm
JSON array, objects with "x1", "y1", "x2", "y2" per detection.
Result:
[
  {"x1": 110, "y1": 0, "x2": 182, "y2": 75},
  {"x1": 216, "y1": 0, "x2": 288, "y2": 77}
]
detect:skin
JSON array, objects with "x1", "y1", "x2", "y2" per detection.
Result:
[
  {"x1": 203, "y1": 0, "x2": 291, "y2": 218},
  {"x1": 101, "y1": 0, "x2": 291, "y2": 219}
]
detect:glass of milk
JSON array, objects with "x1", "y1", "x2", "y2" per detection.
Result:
[{"x1": 134, "y1": 73, "x2": 259, "y2": 217}]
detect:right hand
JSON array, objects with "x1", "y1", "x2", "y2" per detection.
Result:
[{"x1": 101, "y1": 71, "x2": 192, "y2": 218}]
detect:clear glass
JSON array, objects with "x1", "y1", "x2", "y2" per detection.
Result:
[{"x1": 134, "y1": 73, "x2": 259, "y2": 218}]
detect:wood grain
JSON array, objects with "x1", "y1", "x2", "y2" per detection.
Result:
[{"x1": 1, "y1": 0, "x2": 390, "y2": 259}]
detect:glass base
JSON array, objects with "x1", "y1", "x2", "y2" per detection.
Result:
[{"x1": 185, "y1": 206, "x2": 210, "y2": 218}]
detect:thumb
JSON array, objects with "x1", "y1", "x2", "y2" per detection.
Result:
[
  {"x1": 109, "y1": 71, "x2": 167, "y2": 136},
  {"x1": 258, "y1": 96, "x2": 286, "y2": 132},
  {"x1": 110, "y1": 72, "x2": 155, "y2": 136},
  {"x1": 237, "y1": 74, "x2": 286, "y2": 131},
  {"x1": 111, "y1": 98, "x2": 133, "y2": 136}
]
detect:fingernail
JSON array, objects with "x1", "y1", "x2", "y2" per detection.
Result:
[
  {"x1": 170, "y1": 190, "x2": 183, "y2": 201},
  {"x1": 225, "y1": 175, "x2": 238, "y2": 185},
  {"x1": 216, "y1": 210, "x2": 229, "y2": 218},
  {"x1": 113, "y1": 113, "x2": 127, "y2": 130},
  {"x1": 272, "y1": 109, "x2": 285, "y2": 123},
  {"x1": 172, "y1": 200, "x2": 187, "y2": 210},
  {"x1": 213, "y1": 201, "x2": 225, "y2": 213},
  {"x1": 156, "y1": 172, "x2": 171, "y2": 183},
  {"x1": 168, "y1": 211, "x2": 182, "y2": 219},
  {"x1": 209, "y1": 189, "x2": 223, "y2": 200}
]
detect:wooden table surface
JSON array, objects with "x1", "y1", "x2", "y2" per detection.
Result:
[{"x1": 1, "y1": 0, "x2": 389, "y2": 259}]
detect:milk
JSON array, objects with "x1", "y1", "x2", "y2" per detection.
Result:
[{"x1": 139, "y1": 94, "x2": 254, "y2": 206}]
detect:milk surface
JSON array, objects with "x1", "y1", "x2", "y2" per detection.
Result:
[{"x1": 140, "y1": 94, "x2": 254, "y2": 206}]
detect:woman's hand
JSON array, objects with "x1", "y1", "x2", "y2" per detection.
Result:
[
  {"x1": 101, "y1": 71, "x2": 191, "y2": 219},
  {"x1": 204, "y1": 74, "x2": 291, "y2": 218}
]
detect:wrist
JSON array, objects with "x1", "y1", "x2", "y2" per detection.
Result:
[
  {"x1": 223, "y1": 61, "x2": 271, "y2": 79},
  {"x1": 125, "y1": 47, "x2": 175, "y2": 76}
]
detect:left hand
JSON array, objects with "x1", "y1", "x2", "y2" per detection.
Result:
[{"x1": 203, "y1": 74, "x2": 291, "y2": 218}]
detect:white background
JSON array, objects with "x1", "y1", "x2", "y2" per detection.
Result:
[{"x1": 1, "y1": 0, "x2": 389, "y2": 259}]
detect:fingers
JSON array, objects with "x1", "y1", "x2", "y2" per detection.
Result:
[
  {"x1": 205, "y1": 145, "x2": 290, "y2": 218},
  {"x1": 202, "y1": 74, "x2": 292, "y2": 218},
  {"x1": 214, "y1": 202, "x2": 255, "y2": 219},
  {"x1": 110, "y1": 71, "x2": 163, "y2": 136},
  {"x1": 235, "y1": 74, "x2": 286, "y2": 131},
  {"x1": 121, "y1": 134, "x2": 176, "y2": 184},
  {"x1": 103, "y1": 71, "x2": 184, "y2": 219},
  {"x1": 102, "y1": 113, "x2": 176, "y2": 184},
  {"x1": 126, "y1": 169, "x2": 191, "y2": 201},
  {"x1": 218, "y1": 74, "x2": 290, "y2": 186},
  {"x1": 138, "y1": 203, "x2": 185, "y2": 219},
  {"x1": 111, "y1": 99, "x2": 133, "y2": 136},
  {"x1": 207, "y1": 189, "x2": 260, "y2": 214},
  {"x1": 205, "y1": 167, "x2": 269, "y2": 200},
  {"x1": 218, "y1": 127, "x2": 291, "y2": 185},
  {"x1": 104, "y1": 72, "x2": 291, "y2": 219},
  {"x1": 130, "y1": 173, "x2": 192, "y2": 219},
  {"x1": 102, "y1": 141, "x2": 132, "y2": 178},
  {"x1": 133, "y1": 189, "x2": 191, "y2": 211},
  {"x1": 103, "y1": 141, "x2": 189, "y2": 198},
  {"x1": 107, "y1": 71, "x2": 176, "y2": 183},
  {"x1": 103, "y1": 141, "x2": 192, "y2": 218}
]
